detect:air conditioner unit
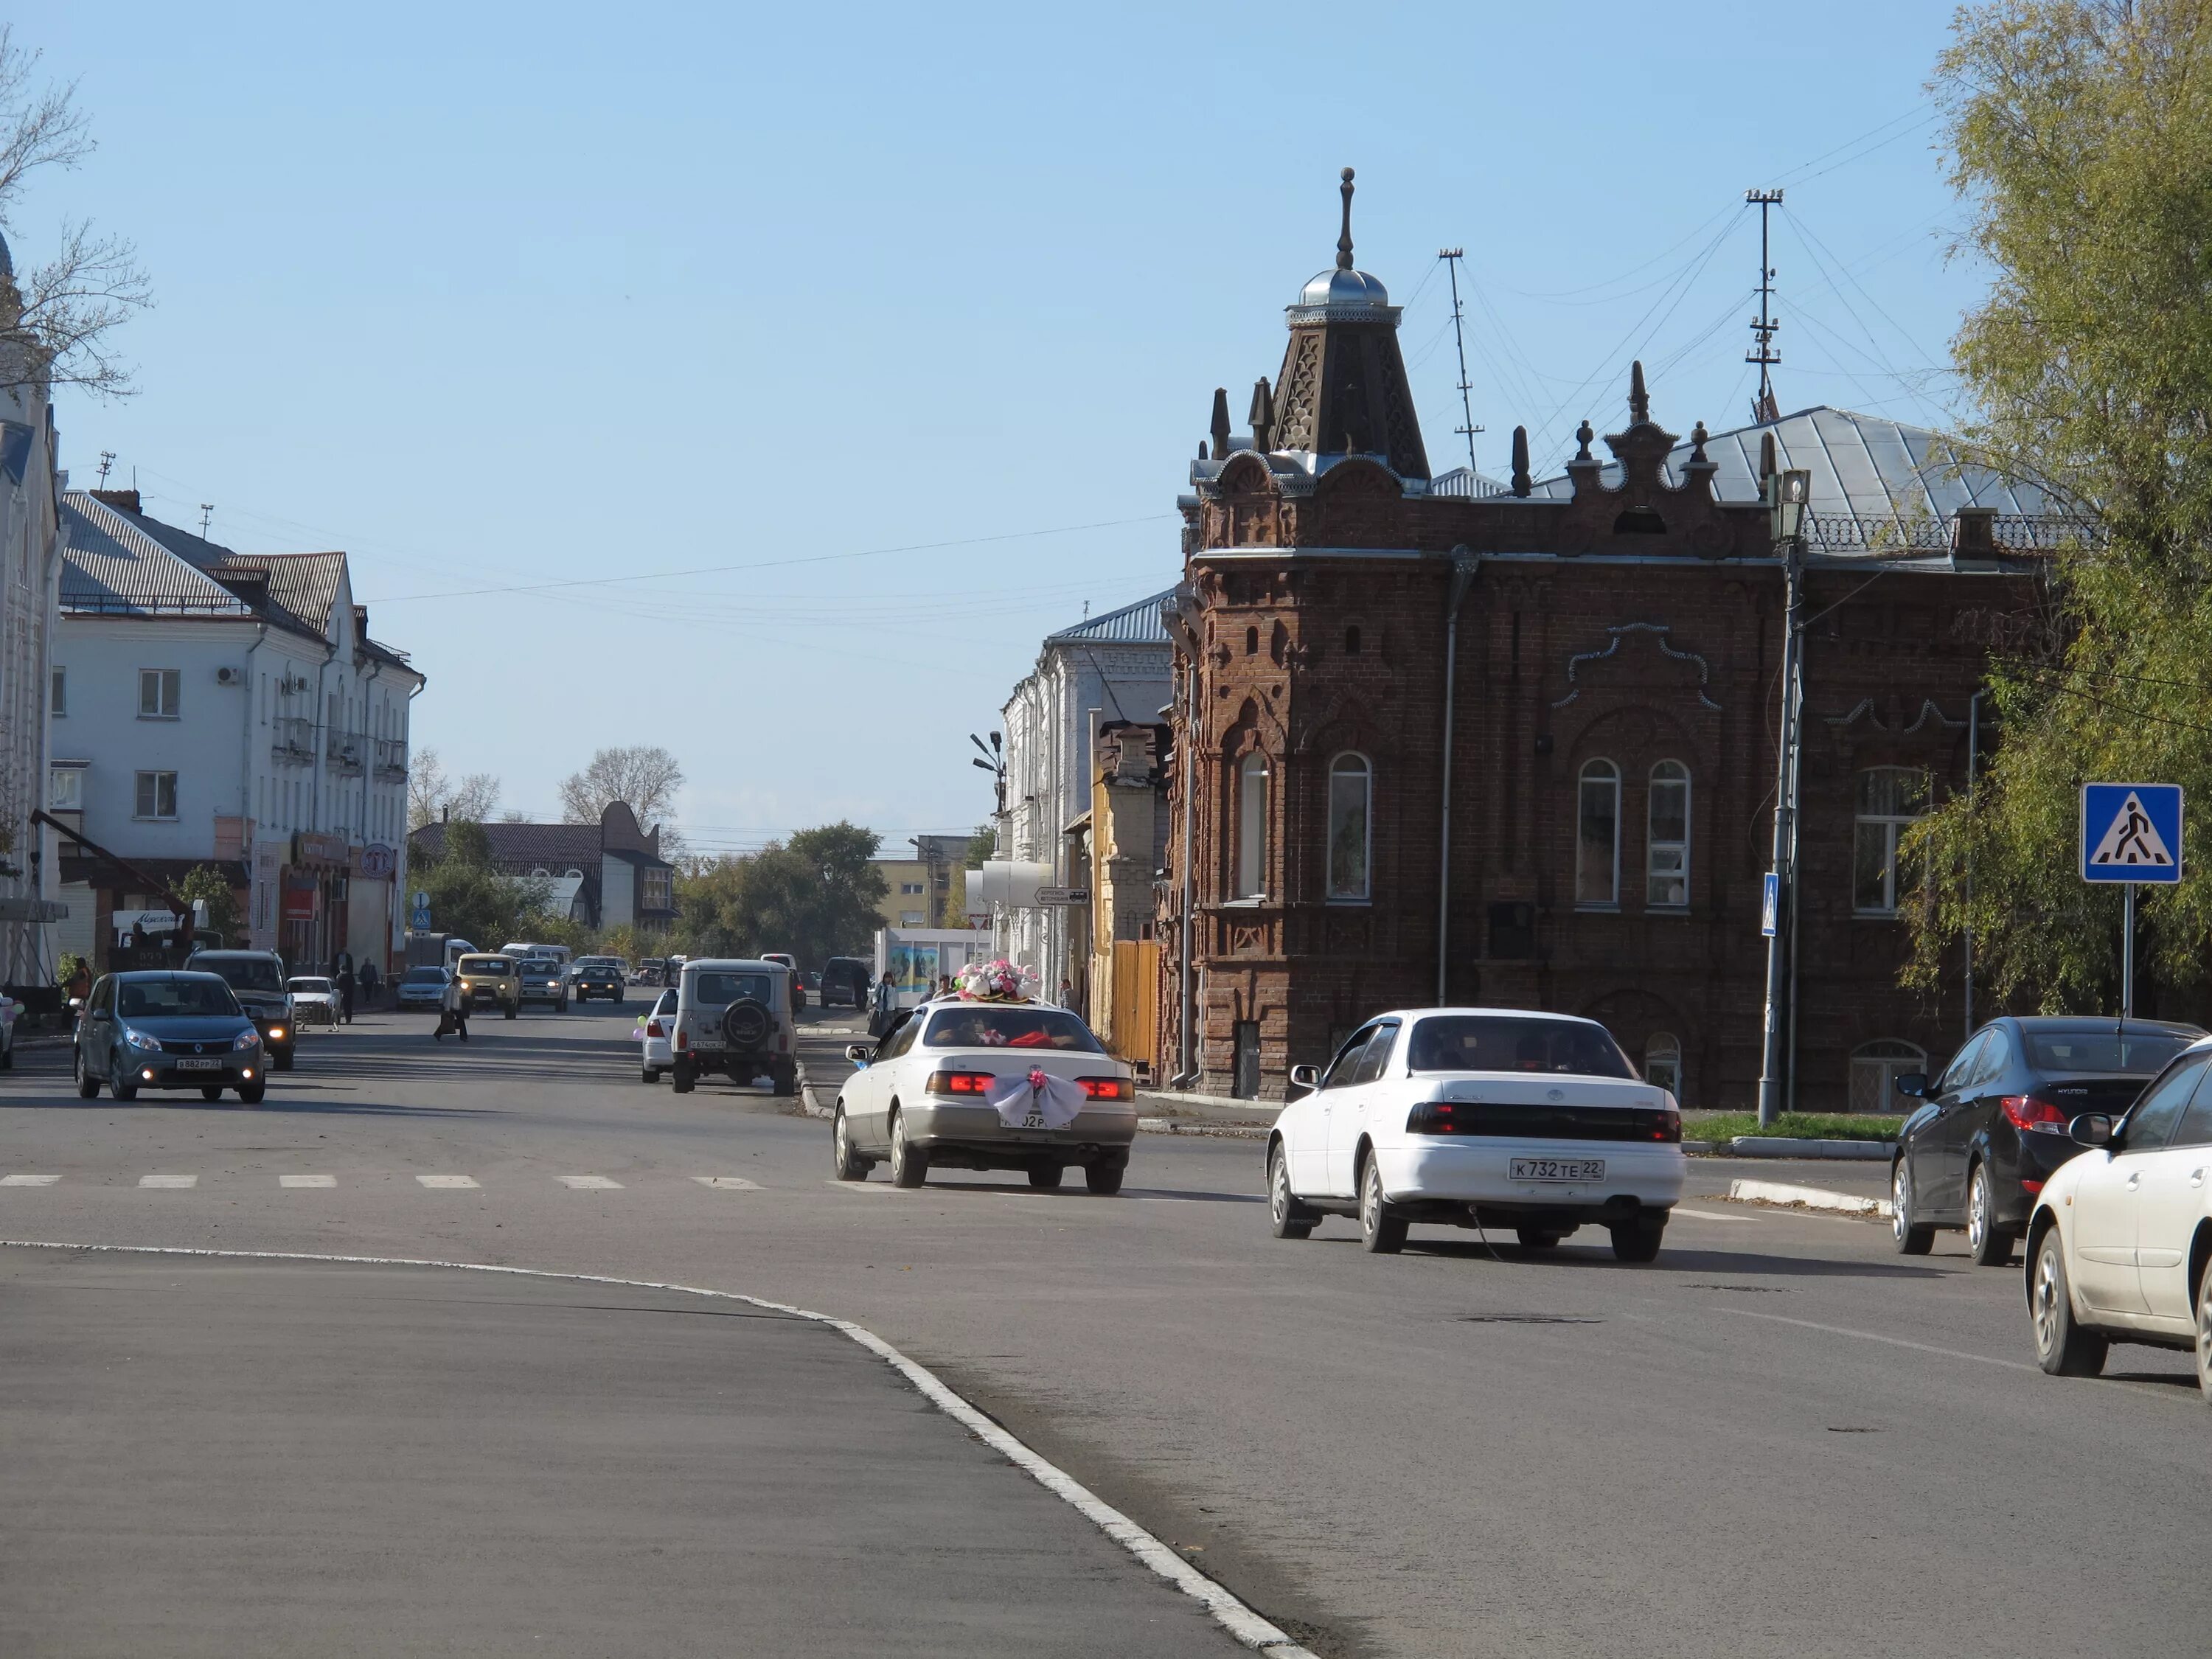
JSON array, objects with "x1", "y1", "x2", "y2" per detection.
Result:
[{"x1": 215, "y1": 665, "x2": 240, "y2": 686}]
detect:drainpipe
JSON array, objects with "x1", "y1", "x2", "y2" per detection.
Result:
[
  {"x1": 1965, "y1": 687, "x2": 1984, "y2": 1038},
  {"x1": 1436, "y1": 549, "x2": 1479, "y2": 1004},
  {"x1": 1171, "y1": 652, "x2": 1200, "y2": 1088}
]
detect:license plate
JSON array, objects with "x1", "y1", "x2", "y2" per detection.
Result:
[
  {"x1": 1511, "y1": 1157, "x2": 1604, "y2": 1183},
  {"x1": 176, "y1": 1057, "x2": 223, "y2": 1071}
]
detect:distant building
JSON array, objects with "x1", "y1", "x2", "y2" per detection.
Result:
[
  {"x1": 408, "y1": 801, "x2": 676, "y2": 933},
  {"x1": 1077, "y1": 721, "x2": 1169, "y2": 1070},
  {"x1": 872, "y1": 856, "x2": 933, "y2": 931}
]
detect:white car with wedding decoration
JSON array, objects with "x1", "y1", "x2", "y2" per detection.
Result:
[
  {"x1": 1265, "y1": 1007, "x2": 1685, "y2": 1261},
  {"x1": 831, "y1": 960, "x2": 1137, "y2": 1194}
]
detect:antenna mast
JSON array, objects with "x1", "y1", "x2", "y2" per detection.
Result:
[
  {"x1": 1439, "y1": 248, "x2": 1484, "y2": 478},
  {"x1": 198, "y1": 504, "x2": 214, "y2": 538},
  {"x1": 1745, "y1": 188, "x2": 1783, "y2": 424}
]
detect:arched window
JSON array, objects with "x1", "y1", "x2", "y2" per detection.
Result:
[
  {"x1": 1850, "y1": 1039, "x2": 1927, "y2": 1113},
  {"x1": 1343, "y1": 625, "x2": 1362, "y2": 656},
  {"x1": 1326, "y1": 753, "x2": 1371, "y2": 901},
  {"x1": 1645, "y1": 1032, "x2": 1683, "y2": 1100},
  {"x1": 1854, "y1": 767, "x2": 1930, "y2": 914},
  {"x1": 1646, "y1": 760, "x2": 1690, "y2": 908},
  {"x1": 1576, "y1": 759, "x2": 1619, "y2": 908},
  {"x1": 1244, "y1": 625, "x2": 1259, "y2": 656},
  {"x1": 1236, "y1": 751, "x2": 1269, "y2": 899}
]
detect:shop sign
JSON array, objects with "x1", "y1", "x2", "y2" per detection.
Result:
[
  {"x1": 293, "y1": 831, "x2": 349, "y2": 869},
  {"x1": 281, "y1": 875, "x2": 319, "y2": 921},
  {"x1": 356, "y1": 842, "x2": 397, "y2": 880}
]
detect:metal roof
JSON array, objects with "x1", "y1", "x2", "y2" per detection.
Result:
[
  {"x1": 60, "y1": 493, "x2": 257, "y2": 617},
  {"x1": 1045, "y1": 587, "x2": 1175, "y2": 647},
  {"x1": 213, "y1": 552, "x2": 347, "y2": 633}
]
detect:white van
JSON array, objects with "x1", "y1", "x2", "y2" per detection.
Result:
[{"x1": 501, "y1": 942, "x2": 572, "y2": 967}]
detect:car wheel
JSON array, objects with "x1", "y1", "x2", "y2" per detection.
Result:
[
  {"x1": 1267, "y1": 1142, "x2": 1315, "y2": 1239},
  {"x1": 832, "y1": 1108, "x2": 869, "y2": 1182},
  {"x1": 1966, "y1": 1163, "x2": 2011, "y2": 1266},
  {"x1": 75, "y1": 1050, "x2": 100, "y2": 1099},
  {"x1": 1610, "y1": 1216, "x2": 1666, "y2": 1263},
  {"x1": 773, "y1": 1066, "x2": 797, "y2": 1099},
  {"x1": 1085, "y1": 1161, "x2": 1124, "y2": 1196},
  {"x1": 1027, "y1": 1160, "x2": 1064, "y2": 1190},
  {"x1": 1892, "y1": 1158, "x2": 1935, "y2": 1255},
  {"x1": 2031, "y1": 1227, "x2": 2108, "y2": 1377},
  {"x1": 0, "y1": 1037, "x2": 13, "y2": 1070},
  {"x1": 111, "y1": 1056, "x2": 138, "y2": 1102},
  {"x1": 237, "y1": 1081, "x2": 265, "y2": 1105},
  {"x1": 641, "y1": 1064, "x2": 655, "y2": 1085},
  {"x1": 276, "y1": 1051, "x2": 294, "y2": 1072},
  {"x1": 2197, "y1": 1265, "x2": 2212, "y2": 1406},
  {"x1": 672, "y1": 1062, "x2": 695, "y2": 1093},
  {"x1": 1515, "y1": 1228, "x2": 1563, "y2": 1251},
  {"x1": 201, "y1": 1085, "x2": 224, "y2": 1102},
  {"x1": 888, "y1": 1108, "x2": 929, "y2": 1189},
  {"x1": 1358, "y1": 1155, "x2": 1407, "y2": 1254},
  {"x1": 505, "y1": 1004, "x2": 517, "y2": 1020}
]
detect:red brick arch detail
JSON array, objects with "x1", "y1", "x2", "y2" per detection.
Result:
[{"x1": 1214, "y1": 453, "x2": 1279, "y2": 496}]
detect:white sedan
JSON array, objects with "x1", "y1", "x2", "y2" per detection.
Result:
[
  {"x1": 636, "y1": 988, "x2": 676, "y2": 1083},
  {"x1": 2025, "y1": 1034, "x2": 2212, "y2": 1396},
  {"x1": 1267, "y1": 1007, "x2": 1685, "y2": 1261},
  {"x1": 287, "y1": 977, "x2": 337, "y2": 1027}
]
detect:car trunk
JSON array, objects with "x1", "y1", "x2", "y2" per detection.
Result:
[
  {"x1": 1421, "y1": 1071, "x2": 1671, "y2": 1138},
  {"x1": 2033, "y1": 1076, "x2": 2152, "y2": 1117}
]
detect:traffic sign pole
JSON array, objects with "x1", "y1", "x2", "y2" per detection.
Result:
[
  {"x1": 2080, "y1": 782, "x2": 2183, "y2": 1020},
  {"x1": 2124, "y1": 884, "x2": 2135, "y2": 1020}
]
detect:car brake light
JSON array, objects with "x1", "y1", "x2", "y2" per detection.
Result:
[
  {"x1": 674, "y1": 1027, "x2": 688, "y2": 1051},
  {"x1": 2002, "y1": 1095, "x2": 2069, "y2": 1133},
  {"x1": 779, "y1": 1032, "x2": 789, "y2": 1052},
  {"x1": 646, "y1": 1020, "x2": 662, "y2": 1037},
  {"x1": 925, "y1": 1071, "x2": 994, "y2": 1095},
  {"x1": 1077, "y1": 1077, "x2": 1131, "y2": 1100}
]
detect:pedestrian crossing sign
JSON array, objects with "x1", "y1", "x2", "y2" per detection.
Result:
[{"x1": 2081, "y1": 783, "x2": 2183, "y2": 883}]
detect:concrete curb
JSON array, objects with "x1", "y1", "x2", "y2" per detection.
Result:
[
  {"x1": 1728, "y1": 1177, "x2": 1893, "y2": 1220},
  {"x1": 795, "y1": 1060, "x2": 834, "y2": 1120},
  {"x1": 1137, "y1": 1116, "x2": 1269, "y2": 1141},
  {"x1": 1727, "y1": 1136, "x2": 1892, "y2": 1160}
]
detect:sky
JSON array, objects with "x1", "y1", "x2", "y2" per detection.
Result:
[{"x1": 11, "y1": 1, "x2": 1980, "y2": 858}]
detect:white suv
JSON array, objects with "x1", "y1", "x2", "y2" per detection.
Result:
[{"x1": 670, "y1": 959, "x2": 797, "y2": 1096}]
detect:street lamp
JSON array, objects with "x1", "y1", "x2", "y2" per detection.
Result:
[{"x1": 1756, "y1": 468, "x2": 1812, "y2": 1127}]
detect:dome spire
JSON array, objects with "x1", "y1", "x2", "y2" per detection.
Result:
[{"x1": 1337, "y1": 167, "x2": 1356, "y2": 271}]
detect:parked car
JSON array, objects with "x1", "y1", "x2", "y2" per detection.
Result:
[
  {"x1": 395, "y1": 965, "x2": 451, "y2": 1012},
  {"x1": 1891, "y1": 1017, "x2": 2203, "y2": 1265},
  {"x1": 762, "y1": 952, "x2": 805, "y2": 1012},
  {"x1": 669, "y1": 959, "x2": 797, "y2": 1095},
  {"x1": 74, "y1": 970, "x2": 265, "y2": 1103},
  {"x1": 636, "y1": 988, "x2": 677, "y2": 1082},
  {"x1": 2023, "y1": 1034, "x2": 2212, "y2": 1397},
  {"x1": 639, "y1": 958, "x2": 667, "y2": 987},
  {"x1": 453, "y1": 953, "x2": 521, "y2": 1019},
  {"x1": 519, "y1": 957, "x2": 569, "y2": 1012},
  {"x1": 820, "y1": 956, "x2": 870, "y2": 1009},
  {"x1": 287, "y1": 976, "x2": 339, "y2": 1028},
  {"x1": 184, "y1": 949, "x2": 296, "y2": 1071},
  {"x1": 1265, "y1": 1008, "x2": 1683, "y2": 1261},
  {"x1": 832, "y1": 998, "x2": 1136, "y2": 1194},
  {"x1": 571, "y1": 958, "x2": 626, "y2": 1004}
]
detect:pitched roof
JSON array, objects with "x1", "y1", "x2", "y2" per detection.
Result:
[
  {"x1": 214, "y1": 552, "x2": 347, "y2": 633},
  {"x1": 410, "y1": 821, "x2": 603, "y2": 869},
  {"x1": 1046, "y1": 587, "x2": 1175, "y2": 647},
  {"x1": 60, "y1": 493, "x2": 259, "y2": 618}
]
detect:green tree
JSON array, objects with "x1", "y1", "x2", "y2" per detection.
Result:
[
  {"x1": 672, "y1": 822, "x2": 886, "y2": 964},
  {"x1": 1905, "y1": 0, "x2": 2212, "y2": 1015},
  {"x1": 175, "y1": 864, "x2": 243, "y2": 946},
  {"x1": 414, "y1": 818, "x2": 550, "y2": 950}
]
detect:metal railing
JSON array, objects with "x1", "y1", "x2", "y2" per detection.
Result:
[
  {"x1": 271, "y1": 717, "x2": 314, "y2": 762},
  {"x1": 374, "y1": 737, "x2": 407, "y2": 779},
  {"x1": 327, "y1": 731, "x2": 364, "y2": 775}
]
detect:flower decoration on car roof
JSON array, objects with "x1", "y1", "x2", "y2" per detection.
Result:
[{"x1": 956, "y1": 958, "x2": 1027, "y2": 1003}]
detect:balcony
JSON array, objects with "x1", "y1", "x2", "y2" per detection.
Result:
[
  {"x1": 271, "y1": 717, "x2": 314, "y2": 765},
  {"x1": 327, "y1": 731, "x2": 365, "y2": 776},
  {"x1": 375, "y1": 737, "x2": 408, "y2": 782}
]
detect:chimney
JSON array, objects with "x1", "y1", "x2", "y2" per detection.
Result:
[{"x1": 91, "y1": 487, "x2": 143, "y2": 513}]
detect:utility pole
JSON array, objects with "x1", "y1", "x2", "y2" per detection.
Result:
[
  {"x1": 1757, "y1": 470, "x2": 1811, "y2": 1127},
  {"x1": 96, "y1": 451, "x2": 115, "y2": 488},
  {"x1": 1439, "y1": 249, "x2": 1484, "y2": 478},
  {"x1": 1745, "y1": 188, "x2": 1784, "y2": 424},
  {"x1": 198, "y1": 504, "x2": 215, "y2": 538}
]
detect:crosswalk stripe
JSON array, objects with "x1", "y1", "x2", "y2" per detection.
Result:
[
  {"x1": 416, "y1": 1175, "x2": 479, "y2": 1189},
  {"x1": 691, "y1": 1175, "x2": 761, "y2": 1190},
  {"x1": 139, "y1": 1174, "x2": 197, "y2": 1189},
  {"x1": 0, "y1": 1172, "x2": 59, "y2": 1186},
  {"x1": 557, "y1": 1175, "x2": 623, "y2": 1189},
  {"x1": 279, "y1": 1174, "x2": 336, "y2": 1189}
]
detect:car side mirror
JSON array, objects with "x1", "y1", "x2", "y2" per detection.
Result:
[
  {"x1": 2070, "y1": 1113, "x2": 2114, "y2": 1148},
  {"x1": 1893, "y1": 1071, "x2": 1929, "y2": 1100},
  {"x1": 67, "y1": 997, "x2": 83, "y2": 1012},
  {"x1": 1287, "y1": 1062, "x2": 1319, "y2": 1100},
  {"x1": 845, "y1": 1044, "x2": 872, "y2": 1065}
]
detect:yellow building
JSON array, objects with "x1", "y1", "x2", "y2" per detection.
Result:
[{"x1": 874, "y1": 858, "x2": 934, "y2": 931}]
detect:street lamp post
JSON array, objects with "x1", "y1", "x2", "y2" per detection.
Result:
[{"x1": 1756, "y1": 470, "x2": 1811, "y2": 1129}]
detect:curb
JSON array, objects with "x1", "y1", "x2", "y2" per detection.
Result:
[
  {"x1": 795, "y1": 1060, "x2": 834, "y2": 1120},
  {"x1": 1138, "y1": 1116, "x2": 1269, "y2": 1141},
  {"x1": 1727, "y1": 1136, "x2": 1892, "y2": 1161},
  {"x1": 1728, "y1": 1177, "x2": 1893, "y2": 1219}
]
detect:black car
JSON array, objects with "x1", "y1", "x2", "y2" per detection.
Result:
[
  {"x1": 820, "y1": 956, "x2": 871, "y2": 1009},
  {"x1": 1891, "y1": 1016, "x2": 2204, "y2": 1264},
  {"x1": 74, "y1": 970, "x2": 266, "y2": 1103},
  {"x1": 571, "y1": 959, "x2": 625, "y2": 1004},
  {"x1": 185, "y1": 949, "x2": 296, "y2": 1071}
]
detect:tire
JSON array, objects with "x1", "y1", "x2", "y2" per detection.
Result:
[
  {"x1": 1028, "y1": 1160, "x2": 1064, "y2": 1190},
  {"x1": 1084, "y1": 1161, "x2": 1124, "y2": 1196},
  {"x1": 1892, "y1": 1158, "x2": 1936, "y2": 1255},
  {"x1": 773, "y1": 1066, "x2": 797, "y2": 1099},
  {"x1": 1, "y1": 1038, "x2": 13, "y2": 1069},
  {"x1": 76, "y1": 1051, "x2": 99, "y2": 1099},
  {"x1": 2031, "y1": 1227, "x2": 2108, "y2": 1377},
  {"x1": 276, "y1": 1051, "x2": 295, "y2": 1072},
  {"x1": 505, "y1": 1004, "x2": 517, "y2": 1020},
  {"x1": 1267, "y1": 1142, "x2": 1315, "y2": 1239},
  {"x1": 237, "y1": 1082, "x2": 265, "y2": 1105},
  {"x1": 671, "y1": 1062, "x2": 695, "y2": 1095},
  {"x1": 641, "y1": 1065, "x2": 656, "y2": 1085},
  {"x1": 1610, "y1": 1215, "x2": 1666, "y2": 1263},
  {"x1": 201, "y1": 1085, "x2": 223, "y2": 1102},
  {"x1": 111, "y1": 1056, "x2": 138, "y2": 1102},
  {"x1": 1966, "y1": 1163, "x2": 2011, "y2": 1266},
  {"x1": 888, "y1": 1108, "x2": 929, "y2": 1189},
  {"x1": 2197, "y1": 1263, "x2": 2212, "y2": 1407},
  {"x1": 832, "y1": 1108, "x2": 869, "y2": 1181},
  {"x1": 1516, "y1": 1228, "x2": 1564, "y2": 1251},
  {"x1": 1358, "y1": 1154, "x2": 1407, "y2": 1253}
]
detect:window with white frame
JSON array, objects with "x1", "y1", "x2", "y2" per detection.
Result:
[
  {"x1": 138, "y1": 668, "x2": 180, "y2": 719},
  {"x1": 1850, "y1": 1039, "x2": 1927, "y2": 1113},
  {"x1": 1646, "y1": 760, "x2": 1690, "y2": 908},
  {"x1": 900, "y1": 882, "x2": 925, "y2": 895},
  {"x1": 1236, "y1": 751, "x2": 1269, "y2": 899},
  {"x1": 134, "y1": 771, "x2": 178, "y2": 820},
  {"x1": 1576, "y1": 759, "x2": 1620, "y2": 908},
  {"x1": 1645, "y1": 1031, "x2": 1683, "y2": 1099},
  {"x1": 47, "y1": 765, "x2": 82, "y2": 810},
  {"x1": 1326, "y1": 753, "x2": 1371, "y2": 901},
  {"x1": 1854, "y1": 767, "x2": 1930, "y2": 915}
]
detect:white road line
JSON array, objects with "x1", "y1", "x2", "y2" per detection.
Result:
[
  {"x1": 0, "y1": 1173, "x2": 59, "y2": 1186},
  {"x1": 1708, "y1": 1305, "x2": 2039, "y2": 1374},
  {"x1": 279, "y1": 1175, "x2": 336, "y2": 1189},
  {"x1": 0, "y1": 1238, "x2": 1319, "y2": 1659},
  {"x1": 691, "y1": 1176, "x2": 761, "y2": 1191},
  {"x1": 557, "y1": 1175, "x2": 623, "y2": 1189},
  {"x1": 415, "y1": 1175, "x2": 479, "y2": 1189},
  {"x1": 137, "y1": 1175, "x2": 197, "y2": 1189},
  {"x1": 1672, "y1": 1206, "x2": 1757, "y2": 1222},
  {"x1": 824, "y1": 1179, "x2": 894, "y2": 1193}
]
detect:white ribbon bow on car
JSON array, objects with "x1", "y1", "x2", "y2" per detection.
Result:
[{"x1": 984, "y1": 1066, "x2": 1087, "y2": 1131}]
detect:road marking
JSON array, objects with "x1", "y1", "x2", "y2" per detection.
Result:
[
  {"x1": 1708, "y1": 1306, "x2": 2039, "y2": 1374},
  {"x1": 415, "y1": 1175, "x2": 479, "y2": 1189},
  {"x1": 0, "y1": 1239, "x2": 1320, "y2": 1659},
  {"x1": 692, "y1": 1176, "x2": 761, "y2": 1190},
  {"x1": 138, "y1": 1174, "x2": 197, "y2": 1189},
  {"x1": 0, "y1": 1173, "x2": 59, "y2": 1186},
  {"x1": 557, "y1": 1175, "x2": 623, "y2": 1189},
  {"x1": 825, "y1": 1179, "x2": 893, "y2": 1193},
  {"x1": 279, "y1": 1175, "x2": 336, "y2": 1189},
  {"x1": 1672, "y1": 1206, "x2": 1756, "y2": 1222}
]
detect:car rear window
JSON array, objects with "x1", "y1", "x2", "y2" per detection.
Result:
[
  {"x1": 691, "y1": 971, "x2": 773, "y2": 1005},
  {"x1": 1405, "y1": 1016, "x2": 1635, "y2": 1078},
  {"x1": 921, "y1": 1006, "x2": 1103, "y2": 1052},
  {"x1": 2025, "y1": 1030, "x2": 2197, "y2": 1074}
]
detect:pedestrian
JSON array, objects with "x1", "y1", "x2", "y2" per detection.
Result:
[
  {"x1": 361, "y1": 959, "x2": 380, "y2": 1008},
  {"x1": 937, "y1": 974, "x2": 953, "y2": 999},
  {"x1": 1057, "y1": 975, "x2": 1075, "y2": 1009},
  {"x1": 337, "y1": 960, "x2": 357, "y2": 1026},
  {"x1": 436, "y1": 968, "x2": 470, "y2": 1042}
]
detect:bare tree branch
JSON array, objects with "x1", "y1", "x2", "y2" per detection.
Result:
[{"x1": 557, "y1": 745, "x2": 684, "y2": 832}]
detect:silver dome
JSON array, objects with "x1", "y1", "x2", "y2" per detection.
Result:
[{"x1": 1299, "y1": 265, "x2": 1388, "y2": 308}]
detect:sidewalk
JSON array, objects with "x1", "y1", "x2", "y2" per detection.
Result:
[{"x1": 1136, "y1": 1088, "x2": 1274, "y2": 1138}]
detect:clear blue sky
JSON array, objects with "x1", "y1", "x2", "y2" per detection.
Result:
[{"x1": 13, "y1": 1, "x2": 1977, "y2": 857}]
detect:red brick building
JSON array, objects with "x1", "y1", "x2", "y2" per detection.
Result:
[{"x1": 1157, "y1": 175, "x2": 2073, "y2": 1109}]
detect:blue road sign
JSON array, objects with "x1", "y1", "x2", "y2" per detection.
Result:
[
  {"x1": 411, "y1": 907, "x2": 432, "y2": 929},
  {"x1": 1760, "y1": 872, "x2": 1779, "y2": 936},
  {"x1": 2081, "y1": 783, "x2": 2184, "y2": 883}
]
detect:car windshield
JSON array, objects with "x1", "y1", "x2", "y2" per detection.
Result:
[
  {"x1": 198, "y1": 957, "x2": 282, "y2": 992},
  {"x1": 1405, "y1": 1016, "x2": 1636, "y2": 1078},
  {"x1": 691, "y1": 970, "x2": 773, "y2": 1005},
  {"x1": 2024, "y1": 1029, "x2": 2197, "y2": 1074},
  {"x1": 459, "y1": 959, "x2": 512, "y2": 975},
  {"x1": 119, "y1": 977, "x2": 242, "y2": 1019},
  {"x1": 288, "y1": 978, "x2": 333, "y2": 994},
  {"x1": 922, "y1": 1006, "x2": 1104, "y2": 1052}
]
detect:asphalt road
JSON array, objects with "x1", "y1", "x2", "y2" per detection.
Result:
[{"x1": 4, "y1": 998, "x2": 2208, "y2": 1658}]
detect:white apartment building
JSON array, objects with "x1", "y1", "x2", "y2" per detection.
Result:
[
  {"x1": 0, "y1": 306, "x2": 63, "y2": 984},
  {"x1": 996, "y1": 591, "x2": 1173, "y2": 1001},
  {"x1": 52, "y1": 490, "x2": 422, "y2": 972}
]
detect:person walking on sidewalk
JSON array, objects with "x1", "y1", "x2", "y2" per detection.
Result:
[
  {"x1": 337, "y1": 961, "x2": 357, "y2": 1026},
  {"x1": 435, "y1": 970, "x2": 470, "y2": 1042},
  {"x1": 360, "y1": 959, "x2": 380, "y2": 1009}
]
